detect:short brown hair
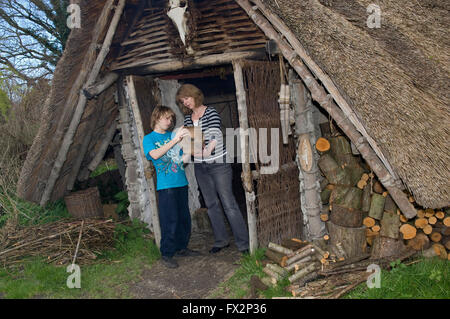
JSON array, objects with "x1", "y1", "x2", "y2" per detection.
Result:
[
  {"x1": 175, "y1": 84, "x2": 204, "y2": 115},
  {"x1": 150, "y1": 105, "x2": 176, "y2": 131}
]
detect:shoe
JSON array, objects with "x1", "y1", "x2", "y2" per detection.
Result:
[
  {"x1": 175, "y1": 248, "x2": 202, "y2": 257},
  {"x1": 209, "y1": 244, "x2": 230, "y2": 254},
  {"x1": 161, "y1": 256, "x2": 178, "y2": 268}
]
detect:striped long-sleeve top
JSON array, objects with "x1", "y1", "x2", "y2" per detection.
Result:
[{"x1": 183, "y1": 106, "x2": 226, "y2": 162}]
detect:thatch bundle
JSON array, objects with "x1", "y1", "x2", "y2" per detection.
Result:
[{"x1": 264, "y1": 0, "x2": 449, "y2": 208}]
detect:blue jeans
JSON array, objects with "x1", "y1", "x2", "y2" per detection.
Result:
[
  {"x1": 157, "y1": 186, "x2": 191, "y2": 257},
  {"x1": 194, "y1": 162, "x2": 249, "y2": 251}
]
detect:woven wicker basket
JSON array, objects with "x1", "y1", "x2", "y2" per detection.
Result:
[{"x1": 64, "y1": 187, "x2": 104, "y2": 219}]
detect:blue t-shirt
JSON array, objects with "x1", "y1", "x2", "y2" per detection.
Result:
[{"x1": 142, "y1": 131, "x2": 188, "y2": 191}]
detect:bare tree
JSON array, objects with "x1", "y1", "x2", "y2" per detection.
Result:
[{"x1": 0, "y1": 0, "x2": 70, "y2": 83}]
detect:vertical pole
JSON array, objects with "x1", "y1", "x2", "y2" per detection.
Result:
[
  {"x1": 126, "y1": 75, "x2": 161, "y2": 248},
  {"x1": 233, "y1": 61, "x2": 258, "y2": 254}
]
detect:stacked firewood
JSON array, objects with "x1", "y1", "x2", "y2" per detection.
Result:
[
  {"x1": 397, "y1": 205, "x2": 449, "y2": 260},
  {"x1": 260, "y1": 239, "x2": 335, "y2": 290},
  {"x1": 317, "y1": 135, "x2": 371, "y2": 259},
  {"x1": 317, "y1": 133, "x2": 449, "y2": 261}
]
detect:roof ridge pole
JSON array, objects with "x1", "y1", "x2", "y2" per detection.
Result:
[
  {"x1": 249, "y1": 0, "x2": 399, "y2": 185},
  {"x1": 236, "y1": 0, "x2": 417, "y2": 219},
  {"x1": 40, "y1": 0, "x2": 127, "y2": 206}
]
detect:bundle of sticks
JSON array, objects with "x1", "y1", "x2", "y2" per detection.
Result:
[{"x1": 0, "y1": 218, "x2": 120, "y2": 268}]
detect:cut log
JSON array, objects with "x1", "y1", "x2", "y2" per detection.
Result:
[
  {"x1": 315, "y1": 137, "x2": 330, "y2": 153},
  {"x1": 285, "y1": 256, "x2": 313, "y2": 272},
  {"x1": 328, "y1": 221, "x2": 367, "y2": 258},
  {"x1": 318, "y1": 154, "x2": 352, "y2": 185},
  {"x1": 331, "y1": 204, "x2": 363, "y2": 227},
  {"x1": 422, "y1": 247, "x2": 438, "y2": 258},
  {"x1": 417, "y1": 210, "x2": 425, "y2": 218},
  {"x1": 383, "y1": 195, "x2": 397, "y2": 214},
  {"x1": 357, "y1": 179, "x2": 367, "y2": 190},
  {"x1": 443, "y1": 237, "x2": 450, "y2": 250},
  {"x1": 399, "y1": 214, "x2": 408, "y2": 223},
  {"x1": 320, "y1": 213, "x2": 329, "y2": 222},
  {"x1": 435, "y1": 211, "x2": 445, "y2": 219},
  {"x1": 432, "y1": 243, "x2": 448, "y2": 260},
  {"x1": 361, "y1": 184, "x2": 371, "y2": 213},
  {"x1": 329, "y1": 185, "x2": 351, "y2": 207},
  {"x1": 380, "y1": 211, "x2": 400, "y2": 239},
  {"x1": 286, "y1": 247, "x2": 315, "y2": 266},
  {"x1": 261, "y1": 276, "x2": 276, "y2": 287},
  {"x1": 268, "y1": 242, "x2": 294, "y2": 255},
  {"x1": 443, "y1": 217, "x2": 450, "y2": 227},
  {"x1": 407, "y1": 232, "x2": 430, "y2": 251},
  {"x1": 286, "y1": 244, "x2": 314, "y2": 259},
  {"x1": 423, "y1": 224, "x2": 433, "y2": 235},
  {"x1": 399, "y1": 224, "x2": 417, "y2": 240},
  {"x1": 373, "y1": 181, "x2": 384, "y2": 194},
  {"x1": 368, "y1": 193, "x2": 386, "y2": 220},
  {"x1": 329, "y1": 135, "x2": 352, "y2": 159},
  {"x1": 424, "y1": 209, "x2": 435, "y2": 218},
  {"x1": 265, "y1": 248, "x2": 287, "y2": 266},
  {"x1": 363, "y1": 217, "x2": 376, "y2": 228},
  {"x1": 288, "y1": 262, "x2": 319, "y2": 283},
  {"x1": 430, "y1": 232, "x2": 442, "y2": 243},
  {"x1": 371, "y1": 236, "x2": 407, "y2": 260},
  {"x1": 415, "y1": 218, "x2": 428, "y2": 229},
  {"x1": 263, "y1": 266, "x2": 282, "y2": 282},
  {"x1": 281, "y1": 238, "x2": 308, "y2": 251},
  {"x1": 320, "y1": 188, "x2": 332, "y2": 204},
  {"x1": 371, "y1": 225, "x2": 381, "y2": 232},
  {"x1": 266, "y1": 263, "x2": 289, "y2": 277}
]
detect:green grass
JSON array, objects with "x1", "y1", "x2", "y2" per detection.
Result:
[
  {"x1": 0, "y1": 220, "x2": 160, "y2": 299},
  {"x1": 343, "y1": 257, "x2": 449, "y2": 299}
]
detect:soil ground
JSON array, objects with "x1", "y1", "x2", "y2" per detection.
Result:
[{"x1": 129, "y1": 231, "x2": 242, "y2": 299}]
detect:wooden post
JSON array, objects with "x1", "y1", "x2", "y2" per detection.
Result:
[
  {"x1": 233, "y1": 60, "x2": 258, "y2": 254},
  {"x1": 126, "y1": 75, "x2": 161, "y2": 248},
  {"x1": 290, "y1": 71, "x2": 326, "y2": 241},
  {"x1": 235, "y1": 0, "x2": 417, "y2": 219},
  {"x1": 40, "y1": 0, "x2": 126, "y2": 206}
]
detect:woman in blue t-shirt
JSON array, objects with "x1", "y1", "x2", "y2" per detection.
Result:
[{"x1": 143, "y1": 105, "x2": 201, "y2": 269}]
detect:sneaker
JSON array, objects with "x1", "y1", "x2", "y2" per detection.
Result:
[
  {"x1": 175, "y1": 248, "x2": 202, "y2": 257},
  {"x1": 209, "y1": 244, "x2": 230, "y2": 254},
  {"x1": 161, "y1": 256, "x2": 178, "y2": 268}
]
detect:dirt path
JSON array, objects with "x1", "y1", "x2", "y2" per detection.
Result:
[{"x1": 129, "y1": 232, "x2": 242, "y2": 299}]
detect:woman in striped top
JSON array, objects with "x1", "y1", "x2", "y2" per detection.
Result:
[{"x1": 176, "y1": 84, "x2": 249, "y2": 254}]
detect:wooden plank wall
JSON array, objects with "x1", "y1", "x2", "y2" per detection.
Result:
[{"x1": 112, "y1": 0, "x2": 267, "y2": 71}]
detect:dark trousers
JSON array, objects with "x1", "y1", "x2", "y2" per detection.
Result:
[
  {"x1": 194, "y1": 162, "x2": 249, "y2": 251},
  {"x1": 157, "y1": 186, "x2": 191, "y2": 257}
]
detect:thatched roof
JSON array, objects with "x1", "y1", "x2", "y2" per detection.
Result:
[
  {"x1": 18, "y1": 0, "x2": 449, "y2": 208},
  {"x1": 263, "y1": 0, "x2": 449, "y2": 208}
]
